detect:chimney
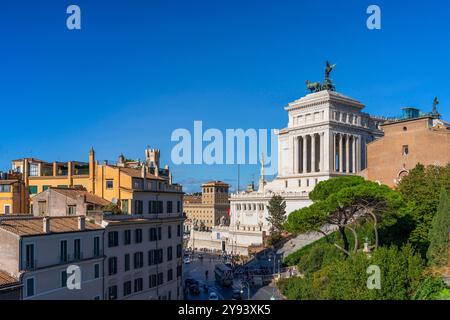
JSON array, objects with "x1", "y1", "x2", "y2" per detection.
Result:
[
  {"x1": 78, "y1": 216, "x2": 86, "y2": 231},
  {"x1": 103, "y1": 160, "x2": 108, "y2": 165},
  {"x1": 43, "y1": 217, "x2": 50, "y2": 233}
]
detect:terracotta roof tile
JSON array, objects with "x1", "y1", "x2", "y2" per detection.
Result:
[
  {"x1": 50, "y1": 188, "x2": 111, "y2": 206},
  {"x1": 0, "y1": 216, "x2": 103, "y2": 236},
  {"x1": 0, "y1": 270, "x2": 19, "y2": 287},
  {"x1": 119, "y1": 167, "x2": 165, "y2": 181}
]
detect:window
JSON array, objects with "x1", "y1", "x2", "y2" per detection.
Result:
[
  {"x1": 94, "y1": 236, "x2": 100, "y2": 257},
  {"x1": 167, "y1": 269, "x2": 173, "y2": 281},
  {"x1": 134, "y1": 278, "x2": 143, "y2": 292},
  {"x1": 106, "y1": 180, "x2": 114, "y2": 189},
  {"x1": 402, "y1": 145, "x2": 409, "y2": 155},
  {"x1": 74, "y1": 239, "x2": 81, "y2": 260},
  {"x1": 94, "y1": 296, "x2": 100, "y2": 300},
  {"x1": 177, "y1": 224, "x2": 181, "y2": 237},
  {"x1": 167, "y1": 201, "x2": 173, "y2": 213},
  {"x1": 149, "y1": 228, "x2": 157, "y2": 241},
  {"x1": 94, "y1": 264, "x2": 100, "y2": 279},
  {"x1": 177, "y1": 265, "x2": 182, "y2": 278},
  {"x1": 0, "y1": 185, "x2": 11, "y2": 193},
  {"x1": 108, "y1": 257, "x2": 118, "y2": 275},
  {"x1": 157, "y1": 272, "x2": 163, "y2": 285},
  {"x1": 67, "y1": 205, "x2": 76, "y2": 216},
  {"x1": 124, "y1": 230, "x2": 131, "y2": 245},
  {"x1": 176, "y1": 244, "x2": 182, "y2": 258},
  {"x1": 61, "y1": 270, "x2": 67, "y2": 288},
  {"x1": 123, "y1": 281, "x2": 132, "y2": 296},
  {"x1": 168, "y1": 226, "x2": 172, "y2": 239},
  {"x1": 148, "y1": 201, "x2": 163, "y2": 214},
  {"x1": 29, "y1": 186, "x2": 38, "y2": 195},
  {"x1": 135, "y1": 229, "x2": 143, "y2": 243},
  {"x1": 150, "y1": 274, "x2": 157, "y2": 288},
  {"x1": 124, "y1": 254, "x2": 130, "y2": 271},
  {"x1": 29, "y1": 164, "x2": 39, "y2": 177},
  {"x1": 108, "y1": 231, "x2": 119, "y2": 247},
  {"x1": 158, "y1": 227, "x2": 162, "y2": 240},
  {"x1": 134, "y1": 252, "x2": 144, "y2": 269},
  {"x1": 25, "y1": 244, "x2": 35, "y2": 270},
  {"x1": 177, "y1": 201, "x2": 181, "y2": 213},
  {"x1": 108, "y1": 285, "x2": 117, "y2": 300},
  {"x1": 60, "y1": 240, "x2": 68, "y2": 262},
  {"x1": 148, "y1": 250, "x2": 155, "y2": 266},
  {"x1": 4, "y1": 205, "x2": 11, "y2": 215},
  {"x1": 167, "y1": 246, "x2": 173, "y2": 261},
  {"x1": 26, "y1": 278, "x2": 35, "y2": 297},
  {"x1": 134, "y1": 200, "x2": 143, "y2": 214}
]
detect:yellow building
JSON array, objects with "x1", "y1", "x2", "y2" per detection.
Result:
[
  {"x1": 11, "y1": 147, "x2": 183, "y2": 214},
  {"x1": 0, "y1": 178, "x2": 26, "y2": 215},
  {"x1": 183, "y1": 181, "x2": 230, "y2": 230}
]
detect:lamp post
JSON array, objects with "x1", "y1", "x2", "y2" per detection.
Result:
[{"x1": 240, "y1": 281, "x2": 250, "y2": 300}]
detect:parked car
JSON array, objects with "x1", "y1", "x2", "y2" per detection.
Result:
[
  {"x1": 208, "y1": 292, "x2": 219, "y2": 300},
  {"x1": 231, "y1": 289, "x2": 242, "y2": 300}
]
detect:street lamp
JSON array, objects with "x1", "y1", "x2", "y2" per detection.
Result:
[{"x1": 240, "y1": 281, "x2": 250, "y2": 300}]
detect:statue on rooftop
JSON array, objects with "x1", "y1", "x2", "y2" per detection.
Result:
[
  {"x1": 305, "y1": 61, "x2": 337, "y2": 93},
  {"x1": 432, "y1": 97, "x2": 440, "y2": 117}
]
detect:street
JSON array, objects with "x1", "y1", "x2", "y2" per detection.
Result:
[{"x1": 182, "y1": 252, "x2": 284, "y2": 300}]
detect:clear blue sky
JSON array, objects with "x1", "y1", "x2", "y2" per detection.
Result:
[{"x1": 1, "y1": 0, "x2": 449, "y2": 192}]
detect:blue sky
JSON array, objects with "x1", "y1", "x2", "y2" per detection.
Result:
[{"x1": 0, "y1": 0, "x2": 449, "y2": 192}]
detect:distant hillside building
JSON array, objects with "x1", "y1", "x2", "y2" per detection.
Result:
[
  {"x1": 362, "y1": 107, "x2": 450, "y2": 187},
  {"x1": 184, "y1": 181, "x2": 230, "y2": 231}
]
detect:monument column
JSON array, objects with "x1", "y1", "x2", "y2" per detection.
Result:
[
  {"x1": 320, "y1": 132, "x2": 325, "y2": 172},
  {"x1": 311, "y1": 134, "x2": 316, "y2": 173},
  {"x1": 339, "y1": 134, "x2": 343, "y2": 173},
  {"x1": 293, "y1": 136, "x2": 298, "y2": 174},
  {"x1": 352, "y1": 136, "x2": 357, "y2": 173},
  {"x1": 345, "y1": 134, "x2": 350, "y2": 173},
  {"x1": 303, "y1": 135, "x2": 308, "y2": 174},
  {"x1": 355, "y1": 137, "x2": 361, "y2": 172}
]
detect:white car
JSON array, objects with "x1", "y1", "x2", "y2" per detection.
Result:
[
  {"x1": 183, "y1": 257, "x2": 191, "y2": 264},
  {"x1": 209, "y1": 292, "x2": 219, "y2": 300}
]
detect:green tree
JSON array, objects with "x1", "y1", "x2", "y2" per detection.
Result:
[
  {"x1": 397, "y1": 164, "x2": 450, "y2": 255},
  {"x1": 266, "y1": 195, "x2": 286, "y2": 233},
  {"x1": 426, "y1": 189, "x2": 450, "y2": 267},
  {"x1": 285, "y1": 176, "x2": 404, "y2": 255},
  {"x1": 280, "y1": 245, "x2": 424, "y2": 300}
]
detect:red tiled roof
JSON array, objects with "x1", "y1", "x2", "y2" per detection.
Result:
[
  {"x1": 0, "y1": 216, "x2": 103, "y2": 236},
  {"x1": 119, "y1": 167, "x2": 165, "y2": 181},
  {"x1": 0, "y1": 270, "x2": 19, "y2": 288},
  {"x1": 50, "y1": 188, "x2": 111, "y2": 206}
]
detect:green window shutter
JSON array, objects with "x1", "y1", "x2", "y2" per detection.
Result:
[{"x1": 29, "y1": 186, "x2": 38, "y2": 194}]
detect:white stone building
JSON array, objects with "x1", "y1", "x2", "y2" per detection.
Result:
[{"x1": 220, "y1": 90, "x2": 385, "y2": 255}]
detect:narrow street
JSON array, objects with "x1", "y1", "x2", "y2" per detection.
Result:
[{"x1": 182, "y1": 252, "x2": 284, "y2": 300}]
